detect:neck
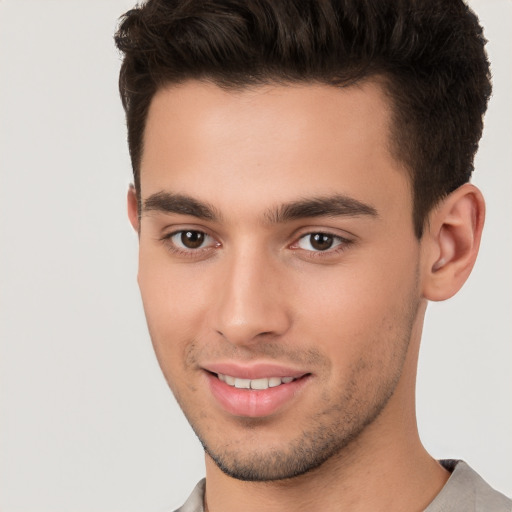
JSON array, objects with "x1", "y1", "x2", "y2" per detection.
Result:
[{"x1": 204, "y1": 302, "x2": 449, "y2": 512}]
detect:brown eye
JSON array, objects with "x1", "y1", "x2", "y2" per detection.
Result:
[
  {"x1": 180, "y1": 230, "x2": 205, "y2": 249},
  {"x1": 310, "y1": 233, "x2": 334, "y2": 251},
  {"x1": 169, "y1": 230, "x2": 212, "y2": 250},
  {"x1": 297, "y1": 232, "x2": 345, "y2": 252}
]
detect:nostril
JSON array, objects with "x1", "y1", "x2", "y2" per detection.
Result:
[{"x1": 216, "y1": 328, "x2": 274, "y2": 342}]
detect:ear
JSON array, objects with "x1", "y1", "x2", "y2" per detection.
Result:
[
  {"x1": 127, "y1": 184, "x2": 140, "y2": 232},
  {"x1": 421, "y1": 183, "x2": 485, "y2": 301}
]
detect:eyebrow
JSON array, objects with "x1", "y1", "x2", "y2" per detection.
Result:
[
  {"x1": 142, "y1": 191, "x2": 378, "y2": 224},
  {"x1": 143, "y1": 191, "x2": 221, "y2": 221},
  {"x1": 265, "y1": 194, "x2": 378, "y2": 223}
]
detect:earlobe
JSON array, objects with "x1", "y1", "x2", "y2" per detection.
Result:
[
  {"x1": 127, "y1": 184, "x2": 140, "y2": 233},
  {"x1": 422, "y1": 184, "x2": 485, "y2": 301}
]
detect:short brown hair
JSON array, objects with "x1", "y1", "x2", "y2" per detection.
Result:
[{"x1": 115, "y1": 0, "x2": 491, "y2": 237}]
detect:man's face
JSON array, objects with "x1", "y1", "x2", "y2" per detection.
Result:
[{"x1": 134, "y1": 81, "x2": 424, "y2": 480}]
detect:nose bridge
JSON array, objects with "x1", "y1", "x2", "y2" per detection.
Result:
[{"x1": 214, "y1": 244, "x2": 289, "y2": 344}]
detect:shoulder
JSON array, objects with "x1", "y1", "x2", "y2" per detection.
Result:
[
  {"x1": 172, "y1": 479, "x2": 206, "y2": 512},
  {"x1": 425, "y1": 460, "x2": 511, "y2": 512}
]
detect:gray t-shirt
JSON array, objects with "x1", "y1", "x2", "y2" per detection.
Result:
[{"x1": 174, "y1": 460, "x2": 511, "y2": 512}]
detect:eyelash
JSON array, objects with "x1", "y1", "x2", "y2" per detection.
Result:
[
  {"x1": 290, "y1": 232, "x2": 353, "y2": 257},
  {"x1": 160, "y1": 229, "x2": 353, "y2": 259},
  {"x1": 160, "y1": 230, "x2": 220, "y2": 258}
]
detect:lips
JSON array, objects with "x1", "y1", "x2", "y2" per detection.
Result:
[{"x1": 203, "y1": 363, "x2": 311, "y2": 418}]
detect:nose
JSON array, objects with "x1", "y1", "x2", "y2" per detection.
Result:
[{"x1": 213, "y1": 248, "x2": 291, "y2": 346}]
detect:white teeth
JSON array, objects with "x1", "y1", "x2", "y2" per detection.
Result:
[
  {"x1": 234, "y1": 378, "x2": 251, "y2": 389},
  {"x1": 268, "y1": 377, "x2": 282, "y2": 388},
  {"x1": 250, "y1": 378, "x2": 269, "y2": 390},
  {"x1": 218, "y1": 374, "x2": 297, "y2": 390}
]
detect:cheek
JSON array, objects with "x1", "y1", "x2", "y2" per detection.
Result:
[
  {"x1": 137, "y1": 251, "x2": 211, "y2": 369},
  {"x1": 295, "y1": 248, "x2": 420, "y2": 365}
]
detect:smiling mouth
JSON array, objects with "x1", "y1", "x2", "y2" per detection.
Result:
[
  {"x1": 206, "y1": 370, "x2": 311, "y2": 417},
  {"x1": 215, "y1": 373, "x2": 306, "y2": 390}
]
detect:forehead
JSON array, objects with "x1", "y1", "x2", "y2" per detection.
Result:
[
  {"x1": 140, "y1": 80, "x2": 411, "y2": 222},
  {"x1": 143, "y1": 80, "x2": 393, "y2": 164}
]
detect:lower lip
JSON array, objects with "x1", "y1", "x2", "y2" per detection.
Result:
[{"x1": 206, "y1": 372, "x2": 310, "y2": 418}]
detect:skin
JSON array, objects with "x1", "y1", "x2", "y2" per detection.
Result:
[{"x1": 128, "y1": 80, "x2": 484, "y2": 511}]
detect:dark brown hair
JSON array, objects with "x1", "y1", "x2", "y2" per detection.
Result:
[{"x1": 115, "y1": 0, "x2": 491, "y2": 237}]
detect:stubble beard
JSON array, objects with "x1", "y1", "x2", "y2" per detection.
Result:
[
  {"x1": 199, "y1": 348, "x2": 410, "y2": 482},
  {"x1": 163, "y1": 286, "x2": 421, "y2": 482},
  {"x1": 201, "y1": 377, "x2": 398, "y2": 482}
]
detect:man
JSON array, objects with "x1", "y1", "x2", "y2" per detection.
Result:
[{"x1": 115, "y1": 1, "x2": 511, "y2": 510}]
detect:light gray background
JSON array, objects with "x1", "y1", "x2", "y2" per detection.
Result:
[{"x1": 0, "y1": 1, "x2": 510, "y2": 510}]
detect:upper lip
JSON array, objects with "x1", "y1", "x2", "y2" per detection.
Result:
[{"x1": 202, "y1": 362, "x2": 309, "y2": 380}]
